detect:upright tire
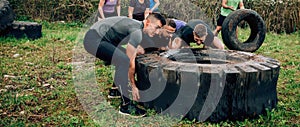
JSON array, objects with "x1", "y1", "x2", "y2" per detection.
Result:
[
  {"x1": 0, "y1": 0, "x2": 15, "y2": 32},
  {"x1": 222, "y1": 9, "x2": 266, "y2": 52},
  {"x1": 136, "y1": 48, "x2": 280, "y2": 122}
]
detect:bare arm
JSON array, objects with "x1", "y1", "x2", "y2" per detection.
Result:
[
  {"x1": 169, "y1": 37, "x2": 183, "y2": 49},
  {"x1": 144, "y1": 8, "x2": 150, "y2": 19},
  {"x1": 116, "y1": 0, "x2": 121, "y2": 16},
  {"x1": 212, "y1": 37, "x2": 225, "y2": 50},
  {"x1": 137, "y1": 45, "x2": 145, "y2": 55},
  {"x1": 239, "y1": 0, "x2": 245, "y2": 9},
  {"x1": 98, "y1": 0, "x2": 106, "y2": 19},
  {"x1": 126, "y1": 43, "x2": 140, "y2": 101},
  {"x1": 222, "y1": 0, "x2": 235, "y2": 11},
  {"x1": 128, "y1": 6, "x2": 134, "y2": 19},
  {"x1": 150, "y1": 0, "x2": 160, "y2": 12}
]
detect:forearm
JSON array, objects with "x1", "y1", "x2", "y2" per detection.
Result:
[
  {"x1": 168, "y1": 38, "x2": 173, "y2": 49},
  {"x1": 98, "y1": 8, "x2": 105, "y2": 19},
  {"x1": 128, "y1": 64, "x2": 137, "y2": 88},
  {"x1": 128, "y1": 7, "x2": 133, "y2": 18},
  {"x1": 117, "y1": 5, "x2": 121, "y2": 16},
  {"x1": 98, "y1": 0, "x2": 106, "y2": 19},
  {"x1": 213, "y1": 37, "x2": 224, "y2": 50},
  {"x1": 221, "y1": 0, "x2": 229, "y2": 8},
  {"x1": 169, "y1": 37, "x2": 182, "y2": 49},
  {"x1": 221, "y1": 4, "x2": 230, "y2": 9},
  {"x1": 144, "y1": 8, "x2": 150, "y2": 19},
  {"x1": 126, "y1": 44, "x2": 137, "y2": 88},
  {"x1": 221, "y1": 0, "x2": 234, "y2": 10}
]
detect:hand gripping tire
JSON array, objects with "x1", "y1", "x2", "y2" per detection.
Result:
[
  {"x1": 135, "y1": 48, "x2": 279, "y2": 122},
  {"x1": 221, "y1": 9, "x2": 266, "y2": 52},
  {"x1": 0, "y1": 0, "x2": 15, "y2": 32}
]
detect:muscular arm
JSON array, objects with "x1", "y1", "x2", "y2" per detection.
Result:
[
  {"x1": 212, "y1": 37, "x2": 224, "y2": 49},
  {"x1": 126, "y1": 43, "x2": 140, "y2": 101},
  {"x1": 169, "y1": 37, "x2": 183, "y2": 49},
  {"x1": 98, "y1": 0, "x2": 106, "y2": 19}
]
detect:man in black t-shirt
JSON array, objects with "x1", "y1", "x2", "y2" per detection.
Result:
[
  {"x1": 170, "y1": 19, "x2": 224, "y2": 49},
  {"x1": 84, "y1": 13, "x2": 166, "y2": 117}
]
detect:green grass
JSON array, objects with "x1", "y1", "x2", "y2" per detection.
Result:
[{"x1": 1, "y1": 22, "x2": 299, "y2": 126}]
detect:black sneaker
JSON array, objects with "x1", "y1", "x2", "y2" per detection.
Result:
[
  {"x1": 119, "y1": 103, "x2": 146, "y2": 118},
  {"x1": 108, "y1": 88, "x2": 121, "y2": 99}
]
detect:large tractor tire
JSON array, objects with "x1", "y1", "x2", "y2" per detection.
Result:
[
  {"x1": 221, "y1": 9, "x2": 266, "y2": 52},
  {"x1": 136, "y1": 48, "x2": 280, "y2": 122},
  {"x1": 0, "y1": 0, "x2": 15, "y2": 32}
]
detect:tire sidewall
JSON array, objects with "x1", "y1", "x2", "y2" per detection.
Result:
[{"x1": 221, "y1": 9, "x2": 266, "y2": 52}]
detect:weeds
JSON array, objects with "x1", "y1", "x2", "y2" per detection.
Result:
[{"x1": 0, "y1": 22, "x2": 299, "y2": 126}]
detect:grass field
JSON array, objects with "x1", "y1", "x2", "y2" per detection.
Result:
[{"x1": 0, "y1": 21, "x2": 299, "y2": 126}]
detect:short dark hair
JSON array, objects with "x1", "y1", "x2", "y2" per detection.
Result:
[
  {"x1": 147, "y1": 13, "x2": 166, "y2": 26},
  {"x1": 166, "y1": 18, "x2": 176, "y2": 29},
  {"x1": 194, "y1": 24, "x2": 207, "y2": 38}
]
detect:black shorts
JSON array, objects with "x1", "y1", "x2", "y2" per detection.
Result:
[{"x1": 217, "y1": 15, "x2": 226, "y2": 26}]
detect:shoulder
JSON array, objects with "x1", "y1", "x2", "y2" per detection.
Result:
[
  {"x1": 175, "y1": 26, "x2": 192, "y2": 37},
  {"x1": 187, "y1": 19, "x2": 206, "y2": 26}
]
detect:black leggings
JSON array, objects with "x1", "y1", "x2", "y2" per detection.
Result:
[{"x1": 84, "y1": 29, "x2": 131, "y2": 103}]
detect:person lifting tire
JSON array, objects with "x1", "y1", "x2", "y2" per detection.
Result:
[{"x1": 222, "y1": 9, "x2": 266, "y2": 52}]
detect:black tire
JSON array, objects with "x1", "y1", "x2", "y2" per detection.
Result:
[
  {"x1": 221, "y1": 9, "x2": 266, "y2": 52},
  {"x1": 3, "y1": 21, "x2": 42, "y2": 40},
  {"x1": 0, "y1": 0, "x2": 15, "y2": 32},
  {"x1": 136, "y1": 48, "x2": 280, "y2": 122}
]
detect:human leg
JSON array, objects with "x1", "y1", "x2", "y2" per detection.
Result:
[
  {"x1": 84, "y1": 29, "x2": 130, "y2": 101},
  {"x1": 214, "y1": 26, "x2": 222, "y2": 36},
  {"x1": 84, "y1": 30, "x2": 146, "y2": 117},
  {"x1": 108, "y1": 47, "x2": 126, "y2": 99},
  {"x1": 214, "y1": 15, "x2": 226, "y2": 36}
]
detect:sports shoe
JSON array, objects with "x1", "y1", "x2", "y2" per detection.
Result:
[
  {"x1": 119, "y1": 102, "x2": 146, "y2": 118},
  {"x1": 108, "y1": 88, "x2": 121, "y2": 99}
]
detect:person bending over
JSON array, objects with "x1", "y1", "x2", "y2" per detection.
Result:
[
  {"x1": 170, "y1": 19, "x2": 224, "y2": 49},
  {"x1": 84, "y1": 13, "x2": 166, "y2": 117}
]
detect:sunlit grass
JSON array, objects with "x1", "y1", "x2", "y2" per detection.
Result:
[{"x1": 1, "y1": 22, "x2": 299, "y2": 126}]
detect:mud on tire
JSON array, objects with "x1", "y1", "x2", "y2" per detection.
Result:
[
  {"x1": 135, "y1": 48, "x2": 280, "y2": 122},
  {"x1": 0, "y1": 0, "x2": 15, "y2": 32},
  {"x1": 221, "y1": 9, "x2": 266, "y2": 52}
]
